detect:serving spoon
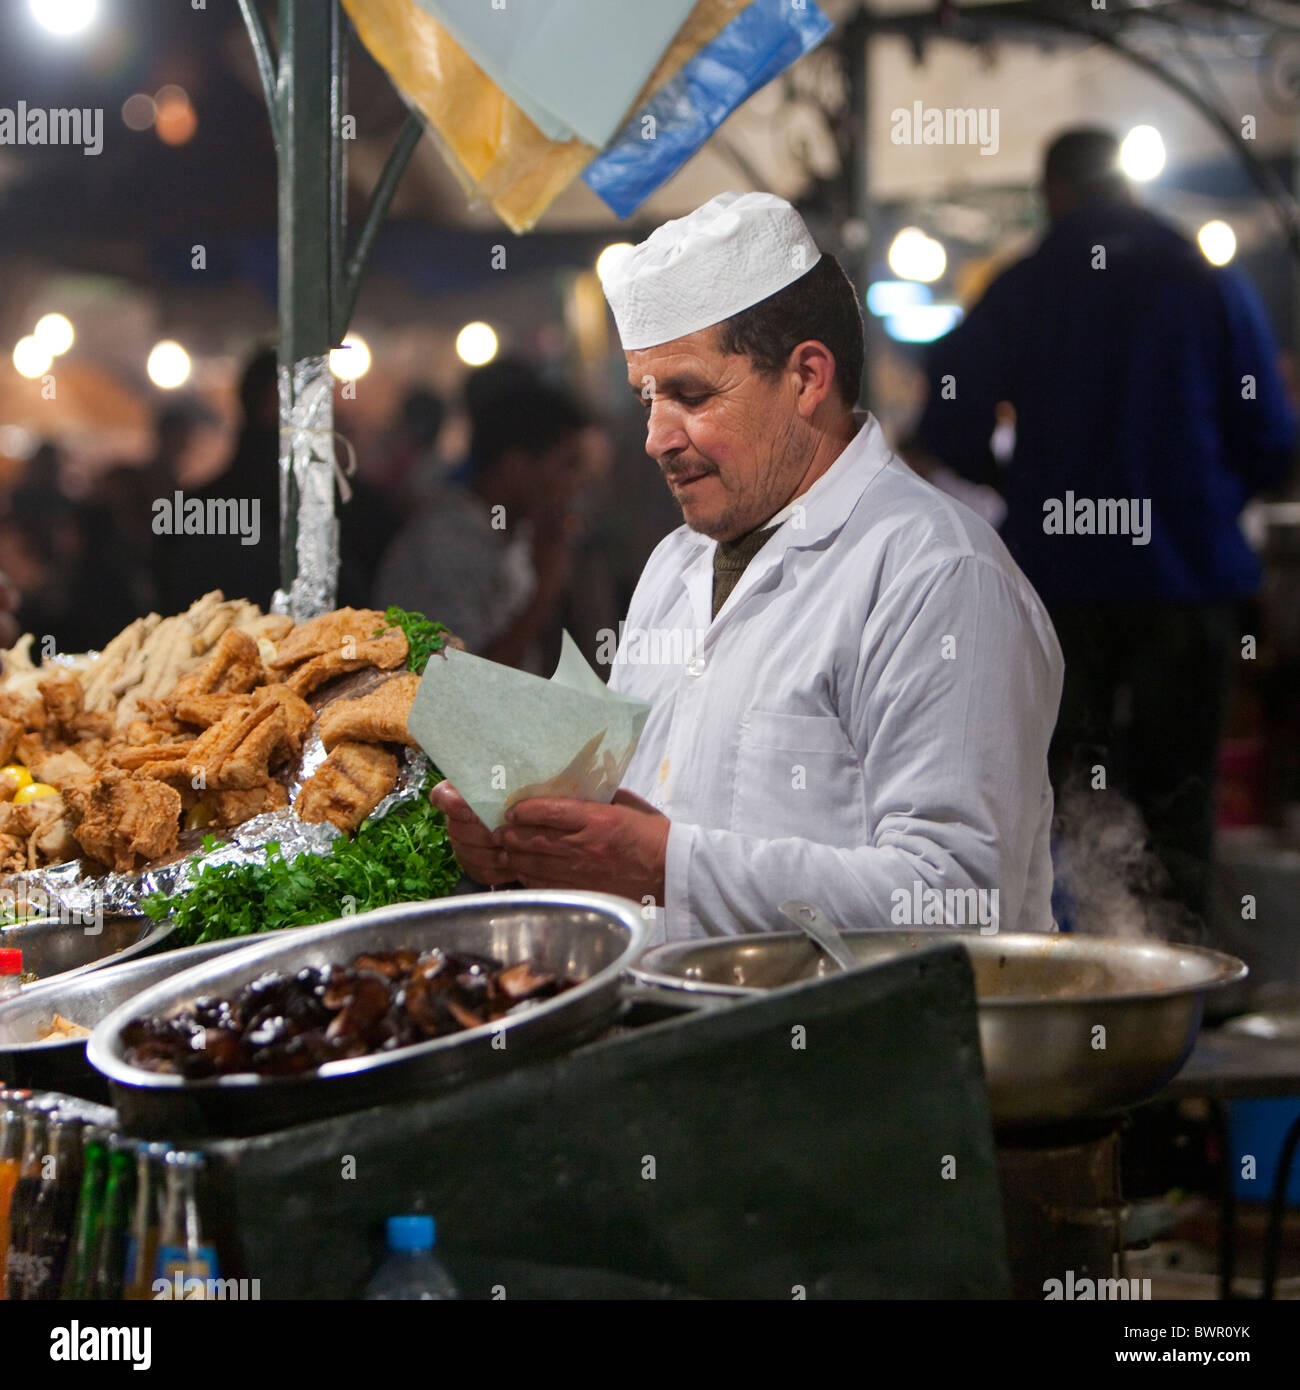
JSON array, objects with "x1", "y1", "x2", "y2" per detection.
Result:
[{"x1": 778, "y1": 900, "x2": 858, "y2": 973}]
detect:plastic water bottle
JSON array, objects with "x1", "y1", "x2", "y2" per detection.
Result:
[{"x1": 364, "y1": 1215, "x2": 458, "y2": 1300}]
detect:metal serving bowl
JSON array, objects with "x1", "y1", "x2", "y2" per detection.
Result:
[
  {"x1": 89, "y1": 890, "x2": 648, "y2": 1138},
  {"x1": 0, "y1": 934, "x2": 273, "y2": 1099},
  {"x1": 632, "y1": 931, "x2": 1247, "y2": 1128},
  {"x1": 0, "y1": 914, "x2": 174, "y2": 987}
]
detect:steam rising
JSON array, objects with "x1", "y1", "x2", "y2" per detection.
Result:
[{"x1": 1052, "y1": 780, "x2": 1202, "y2": 943}]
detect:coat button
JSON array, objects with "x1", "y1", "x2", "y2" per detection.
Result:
[{"x1": 686, "y1": 655, "x2": 707, "y2": 677}]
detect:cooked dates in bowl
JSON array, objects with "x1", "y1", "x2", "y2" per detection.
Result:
[{"x1": 121, "y1": 948, "x2": 578, "y2": 1079}]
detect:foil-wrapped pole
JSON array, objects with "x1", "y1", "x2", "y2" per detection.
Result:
[{"x1": 276, "y1": 355, "x2": 340, "y2": 620}]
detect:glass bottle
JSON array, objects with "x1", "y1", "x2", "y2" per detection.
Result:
[
  {"x1": 153, "y1": 1152, "x2": 220, "y2": 1300},
  {"x1": 4, "y1": 1105, "x2": 48, "y2": 1301},
  {"x1": 24, "y1": 1110, "x2": 85, "y2": 1300},
  {"x1": 123, "y1": 1142, "x2": 170, "y2": 1301},
  {"x1": 60, "y1": 1124, "x2": 109, "y2": 1300},
  {"x1": 0, "y1": 1092, "x2": 31, "y2": 1300},
  {"x1": 89, "y1": 1136, "x2": 137, "y2": 1301}
]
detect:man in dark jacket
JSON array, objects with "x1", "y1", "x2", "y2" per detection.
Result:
[
  {"x1": 913, "y1": 127, "x2": 1297, "y2": 920},
  {"x1": 152, "y1": 347, "x2": 281, "y2": 614}
]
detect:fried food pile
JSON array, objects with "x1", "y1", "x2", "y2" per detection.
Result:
[
  {"x1": 36, "y1": 1013, "x2": 92, "y2": 1042},
  {"x1": 0, "y1": 601, "x2": 428, "y2": 874},
  {"x1": 121, "y1": 946, "x2": 578, "y2": 1079},
  {"x1": 266, "y1": 608, "x2": 413, "y2": 833}
]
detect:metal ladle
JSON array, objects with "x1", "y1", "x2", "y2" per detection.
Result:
[{"x1": 778, "y1": 901, "x2": 858, "y2": 973}]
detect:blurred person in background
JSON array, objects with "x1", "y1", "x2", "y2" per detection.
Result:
[
  {"x1": 0, "y1": 442, "x2": 134, "y2": 652},
  {"x1": 90, "y1": 398, "x2": 218, "y2": 621},
  {"x1": 373, "y1": 365, "x2": 592, "y2": 673},
  {"x1": 0, "y1": 572, "x2": 18, "y2": 652},
  {"x1": 338, "y1": 385, "x2": 445, "y2": 608},
  {"x1": 910, "y1": 126, "x2": 1298, "y2": 922},
  {"x1": 153, "y1": 346, "x2": 281, "y2": 614}
]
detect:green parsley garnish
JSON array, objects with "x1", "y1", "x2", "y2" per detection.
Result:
[
  {"x1": 142, "y1": 780, "x2": 460, "y2": 947},
  {"x1": 374, "y1": 606, "x2": 449, "y2": 675}
]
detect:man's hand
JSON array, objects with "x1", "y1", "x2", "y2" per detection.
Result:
[
  {"x1": 429, "y1": 781, "x2": 514, "y2": 886},
  {"x1": 432, "y1": 782, "x2": 671, "y2": 902},
  {"x1": 501, "y1": 788, "x2": 669, "y2": 903}
]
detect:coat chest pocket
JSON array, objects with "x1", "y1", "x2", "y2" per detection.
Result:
[{"x1": 731, "y1": 710, "x2": 866, "y2": 845}]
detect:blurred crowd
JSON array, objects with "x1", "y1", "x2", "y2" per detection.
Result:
[{"x1": 0, "y1": 347, "x2": 678, "y2": 677}]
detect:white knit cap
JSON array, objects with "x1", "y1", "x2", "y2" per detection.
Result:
[{"x1": 599, "y1": 191, "x2": 822, "y2": 351}]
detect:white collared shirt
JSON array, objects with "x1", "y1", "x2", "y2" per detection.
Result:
[{"x1": 608, "y1": 412, "x2": 1064, "y2": 944}]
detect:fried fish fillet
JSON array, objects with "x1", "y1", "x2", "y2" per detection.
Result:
[
  {"x1": 111, "y1": 742, "x2": 195, "y2": 773},
  {"x1": 182, "y1": 685, "x2": 312, "y2": 790},
  {"x1": 282, "y1": 634, "x2": 408, "y2": 696},
  {"x1": 0, "y1": 793, "x2": 78, "y2": 866},
  {"x1": 30, "y1": 748, "x2": 95, "y2": 785},
  {"x1": 170, "y1": 691, "x2": 256, "y2": 729},
  {"x1": 262, "y1": 684, "x2": 314, "y2": 754},
  {"x1": 169, "y1": 628, "x2": 267, "y2": 702},
  {"x1": 0, "y1": 715, "x2": 21, "y2": 765},
  {"x1": 294, "y1": 741, "x2": 398, "y2": 832},
  {"x1": 267, "y1": 608, "x2": 399, "y2": 670},
  {"x1": 317, "y1": 672, "x2": 420, "y2": 750},
  {"x1": 0, "y1": 690, "x2": 45, "y2": 731},
  {"x1": 207, "y1": 780, "x2": 289, "y2": 828},
  {"x1": 15, "y1": 731, "x2": 51, "y2": 767},
  {"x1": 68, "y1": 710, "x2": 114, "y2": 740},
  {"x1": 132, "y1": 698, "x2": 188, "y2": 737},
  {"x1": 186, "y1": 698, "x2": 287, "y2": 791},
  {"x1": 62, "y1": 770, "x2": 182, "y2": 872},
  {"x1": 38, "y1": 671, "x2": 83, "y2": 730}
]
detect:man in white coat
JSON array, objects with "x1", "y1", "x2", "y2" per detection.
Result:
[{"x1": 432, "y1": 192, "x2": 1063, "y2": 943}]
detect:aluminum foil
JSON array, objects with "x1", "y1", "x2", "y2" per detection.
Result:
[
  {"x1": 4, "y1": 672, "x2": 434, "y2": 923},
  {"x1": 279, "y1": 354, "x2": 339, "y2": 621}
]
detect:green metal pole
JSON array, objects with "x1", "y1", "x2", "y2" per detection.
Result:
[
  {"x1": 272, "y1": 0, "x2": 343, "y2": 611},
  {"x1": 239, "y1": 1, "x2": 426, "y2": 614}
]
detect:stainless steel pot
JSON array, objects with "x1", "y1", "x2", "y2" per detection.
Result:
[
  {"x1": 89, "y1": 890, "x2": 648, "y2": 1137},
  {"x1": 0, "y1": 934, "x2": 274, "y2": 1099},
  {"x1": 0, "y1": 914, "x2": 174, "y2": 987},
  {"x1": 632, "y1": 931, "x2": 1247, "y2": 1128}
]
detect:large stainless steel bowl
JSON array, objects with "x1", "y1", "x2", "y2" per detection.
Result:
[
  {"x1": 0, "y1": 914, "x2": 173, "y2": 987},
  {"x1": 632, "y1": 931, "x2": 1247, "y2": 1128},
  {"x1": 0, "y1": 934, "x2": 273, "y2": 1099},
  {"x1": 89, "y1": 890, "x2": 648, "y2": 1137}
]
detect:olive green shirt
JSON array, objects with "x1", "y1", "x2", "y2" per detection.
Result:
[{"x1": 711, "y1": 525, "x2": 779, "y2": 619}]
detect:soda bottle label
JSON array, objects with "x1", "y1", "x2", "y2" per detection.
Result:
[{"x1": 152, "y1": 1245, "x2": 219, "y2": 1299}]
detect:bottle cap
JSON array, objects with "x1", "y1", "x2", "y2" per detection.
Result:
[
  {"x1": 0, "y1": 948, "x2": 22, "y2": 975},
  {"x1": 386, "y1": 1214, "x2": 435, "y2": 1252}
]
